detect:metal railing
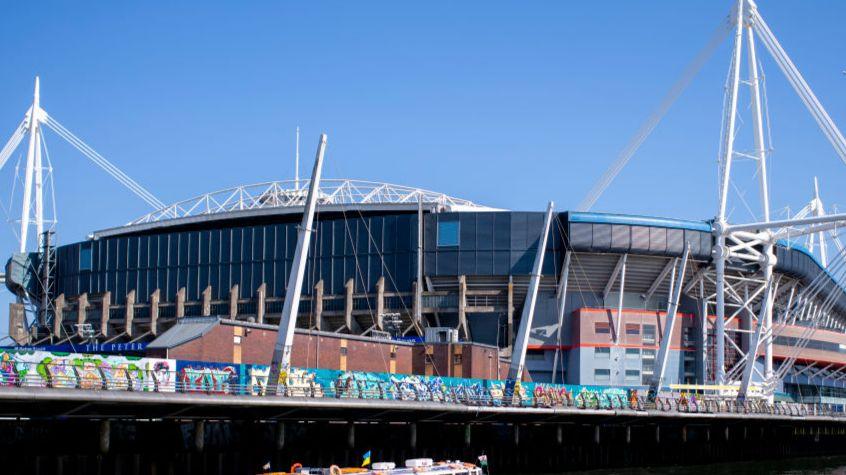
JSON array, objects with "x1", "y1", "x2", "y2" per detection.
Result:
[{"x1": 0, "y1": 361, "x2": 842, "y2": 418}]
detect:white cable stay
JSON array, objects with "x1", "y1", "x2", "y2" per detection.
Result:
[
  {"x1": 577, "y1": 20, "x2": 731, "y2": 211},
  {"x1": 40, "y1": 113, "x2": 165, "y2": 210}
]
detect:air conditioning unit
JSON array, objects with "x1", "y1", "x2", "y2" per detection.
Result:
[{"x1": 425, "y1": 327, "x2": 458, "y2": 343}]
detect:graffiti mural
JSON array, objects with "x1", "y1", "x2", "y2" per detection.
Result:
[
  {"x1": 176, "y1": 361, "x2": 239, "y2": 394},
  {"x1": 0, "y1": 349, "x2": 176, "y2": 392}
]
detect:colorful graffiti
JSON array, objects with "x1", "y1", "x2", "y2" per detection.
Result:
[
  {"x1": 176, "y1": 361, "x2": 239, "y2": 394},
  {"x1": 0, "y1": 349, "x2": 642, "y2": 411},
  {"x1": 0, "y1": 350, "x2": 176, "y2": 391}
]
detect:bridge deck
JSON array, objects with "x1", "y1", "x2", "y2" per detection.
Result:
[{"x1": 0, "y1": 387, "x2": 841, "y2": 424}]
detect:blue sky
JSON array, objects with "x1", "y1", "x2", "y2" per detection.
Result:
[{"x1": 0, "y1": 1, "x2": 845, "y2": 336}]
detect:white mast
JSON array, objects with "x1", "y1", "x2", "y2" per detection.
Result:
[
  {"x1": 268, "y1": 133, "x2": 327, "y2": 393},
  {"x1": 20, "y1": 77, "x2": 41, "y2": 252},
  {"x1": 508, "y1": 201, "x2": 554, "y2": 381}
]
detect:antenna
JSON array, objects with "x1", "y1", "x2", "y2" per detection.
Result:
[{"x1": 295, "y1": 126, "x2": 300, "y2": 190}]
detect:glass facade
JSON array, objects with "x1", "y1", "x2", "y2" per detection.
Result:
[{"x1": 55, "y1": 213, "x2": 417, "y2": 304}]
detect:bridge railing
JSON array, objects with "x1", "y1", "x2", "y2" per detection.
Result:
[{"x1": 1, "y1": 361, "x2": 842, "y2": 418}]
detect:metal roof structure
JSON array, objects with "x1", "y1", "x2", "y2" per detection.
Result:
[{"x1": 129, "y1": 179, "x2": 499, "y2": 226}]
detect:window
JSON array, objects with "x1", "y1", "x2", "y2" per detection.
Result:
[
  {"x1": 643, "y1": 325, "x2": 657, "y2": 345},
  {"x1": 642, "y1": 349, "x2": 656, "y2": 383},
  {"x1": 526, "y1": 352, "x2": 546, "y2": 361},
  {"x1": 683, "y1": 326, "x2": 695, "y2": 346},
  {"x1": 625, "y1": 369, "x2": 640, "y2": 383},
  {"x1": 625, "y1": 324, "x2": 640, "y2": 336},
  {"x1": 594, "y1": 368, "x2": 611, "y2": 383},
  {"x1": 80, "y1": 243, "x2": 93, "y2": 271},
  {"x1": 437, "y1": 221, "x2": 460, "y2": 247},
  {"x1": 594, "y1": 322, "x2": 611, "y2": 334},
  {"x1": 625, "y1": 348, "x2": 640, "y2": 359},
  {"x1": 594, "y1": 347, "x2": 610, "y2": 359}
]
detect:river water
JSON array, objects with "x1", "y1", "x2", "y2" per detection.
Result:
[{"x1": 538, "y1": 456, "x2": 846, "y2": 475}]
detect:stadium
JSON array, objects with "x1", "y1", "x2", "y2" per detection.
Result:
[
  {"x1": 5, "y1": 176, "x2": 846, "y2": 403},
  {"x1": 4, "y1": 0, "x2": 846, "y2": 405}
]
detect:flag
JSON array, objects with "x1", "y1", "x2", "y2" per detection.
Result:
[{"x1": 361, "y1": 450, "x2": 371, "y2": 467}]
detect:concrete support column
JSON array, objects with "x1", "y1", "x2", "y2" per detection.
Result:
[
  {"x1": 655, "y1": 425, "x2": 661, "y2": 444},
  {"x1": 53, "y1": 294, "x2": 65, "y2": 338},
  {"x1": 507, "y1": 276, "x2": 514, "y2": 350},
  {"x1": 176, "y1": 287, "x2": 186, "y2": 319},
  {"x1": 458, "y1": 275, "x2": 469, "y2": 339},
  {"x1": 345, "y1": 279, "x2": 354, "y2": 331},
  {"x1": 150, "y1": 289, "x2": 160, "y2": 336},
  {"x1": 464, "y1": 424, "x2": 472, "y2": 447},
  {"x1": 229, "y1": 285, "x2": 239, "y2": 319},
  {"x1": 376, "y1": 276, "x2": 385, "y2": 331},
  {"x1": 410, "y1": 423, "x2": 417, "y2": 450},
  {"x1": 99, "y1": 420, "x2": 111, "y2": 454},
  {"x1": 513, "y1": 424, "x2": 519, "y2": 447},
  {"x1": 194, "y1": 420, "x2": 205, "y2": 452},
  {"x1": 557, "y1": 425, "x2": 564, "y2": 445},
  {"x1": 682, "y1": 425, "x2": 688, "y2": 443},
  {"x1": 413, "y1": 280, "x2": 421, "y2": 327},
  {"x1": 202, "y1": 286, "x2": 212, "y2": 316},
  {"x1": 125, "y1": 290, "x2": 135, "y2": 337},
  {"x1": 347, "y1": 422, "x2": 355, "y2": 449},
  {"x1": 314, "y1": 280, "x2": 324, "y2": 331},
  {"x1": 77, "y1": 293, "x2": 89, "y2": 337},
  {"x1": 626, "y1": 425, "x2": 631, "y2": 444},
  {"x1": 100, "y1": 291, "x2": 111, "y2": 337},
  {"x1": 276, "y1": 422, "x2": 286, "y2": 450},
  {"x1": 594, "y1": 425, "x2": 601, "y2": 445},
  {"x1": 256, "y1": 283, "x2": 266, "y2": 324},
  {"x1": 724, "y1": 426, "x2": 730, "y2": 441}
]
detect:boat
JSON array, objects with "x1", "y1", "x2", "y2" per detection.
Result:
[{"x1": 261, "y1": 458, "x2": 485, "y2": 475}]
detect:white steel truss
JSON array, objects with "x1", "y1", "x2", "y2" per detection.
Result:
[
  {"x1": 0, "y1": 78, "x2": 165, "y2": 253},
  {"x1": 130, "y1": 179, "x2": 497, "y2": 225},
  {"x1": 710, "y1": 0, "x2": 846, "y2": 399}
]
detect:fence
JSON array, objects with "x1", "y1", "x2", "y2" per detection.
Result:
[{"x1": 0, "y1": 349, "x2": 841, "y2": 418}]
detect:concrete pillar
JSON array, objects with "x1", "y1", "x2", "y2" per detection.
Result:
[
  {"x1": 276, "y1": 422, "x2": 286, "y2": 450},
  {"x1": 376, "y1": 276, "x2": 385, "y2": 330},
  {"x1": 150, "y1": 289, "x2": 160, "y2": 336},
  {"x1": 410, "y1": 423, "x2": 417, "y2": 450},
  {"x1": 125, "y1": 290, "x2": 135, "y2": 337},
  {"x1": 176, "y1": 287, "x2": 186, "y2": 318},
  {"x1": 345, "y1": 279, "x2": 354, "y2": 331},
  {"x1": 314, "y1": 280, "x2": 324, "y2": 331},
  {"x1": 53, "y1": 294, "x2": 65, "y2": 337},
  {"x1": 413, "y1": 280, "x2": 421, "y2": 327},
  {"x1": 513, "y1": 424, "x2": 520, "y2": 446},
  {"x1": 194, "y1": 420, "x2": 205, "y2": 451},
  {"x1": 724, "y1": 426, "x2": 730, "y2": 441},
  {"x1": 100, "y1": 291, "x2": 111, "y2": 336},
  {"x1": 347, "y1": 422, "x2": 355, "y2": 449},
  {"x1": 557, "y1": 425, "x2": 564, "y2": 445},
  {"x1": 682, "y1": 425, "x2": 688, "y2": 443},
  {"x1": 594, "y1": 425, "x2": 601, "y2": 445},
  {"x1": 464, "y1": 424, "x2": 472, "y2": 447},
  {"x1": 77, "y1": 293, "x2": 89, "y2": 337},
  {"x1": 99, "y1": 420, "x2": 111, "y2": 454},
  {"x1": 229, "y1": 285, "x2": 239, "y2": 319},
  {"x1": 655, "y1": 425, "x2": 661, "y2": 444},
  {"x1": 743, "y1": 426, "x2": 747, "y2": 440},
  {"x1": 507, "y1": 276, "x2": 514, "y2": 349},
  {"x1": 202, "y1": 286, "x2": 212, "y2": 316},
  {"x1": 706, "y1": 427, "x2": 711, "y2": 442},
  {"x1": 626, "y1": 425, "x2": 631, "y2": 444},
  {"x1": 256, "y1": 283, "x2": 266, "y2": 324},
  {"x1": 458, "y1": 275, "x2": 469, "y2": 339}
]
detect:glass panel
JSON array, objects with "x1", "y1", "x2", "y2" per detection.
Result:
[
  {"x1": 437, "y1": 221, "x2": 460, "y2": 247},
  {"x1": 594, "y1": 347, "x2": 610, "y2": 359},
  {"x1": 80, "y1": 244, "x2": 93, "y2": 271}
]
